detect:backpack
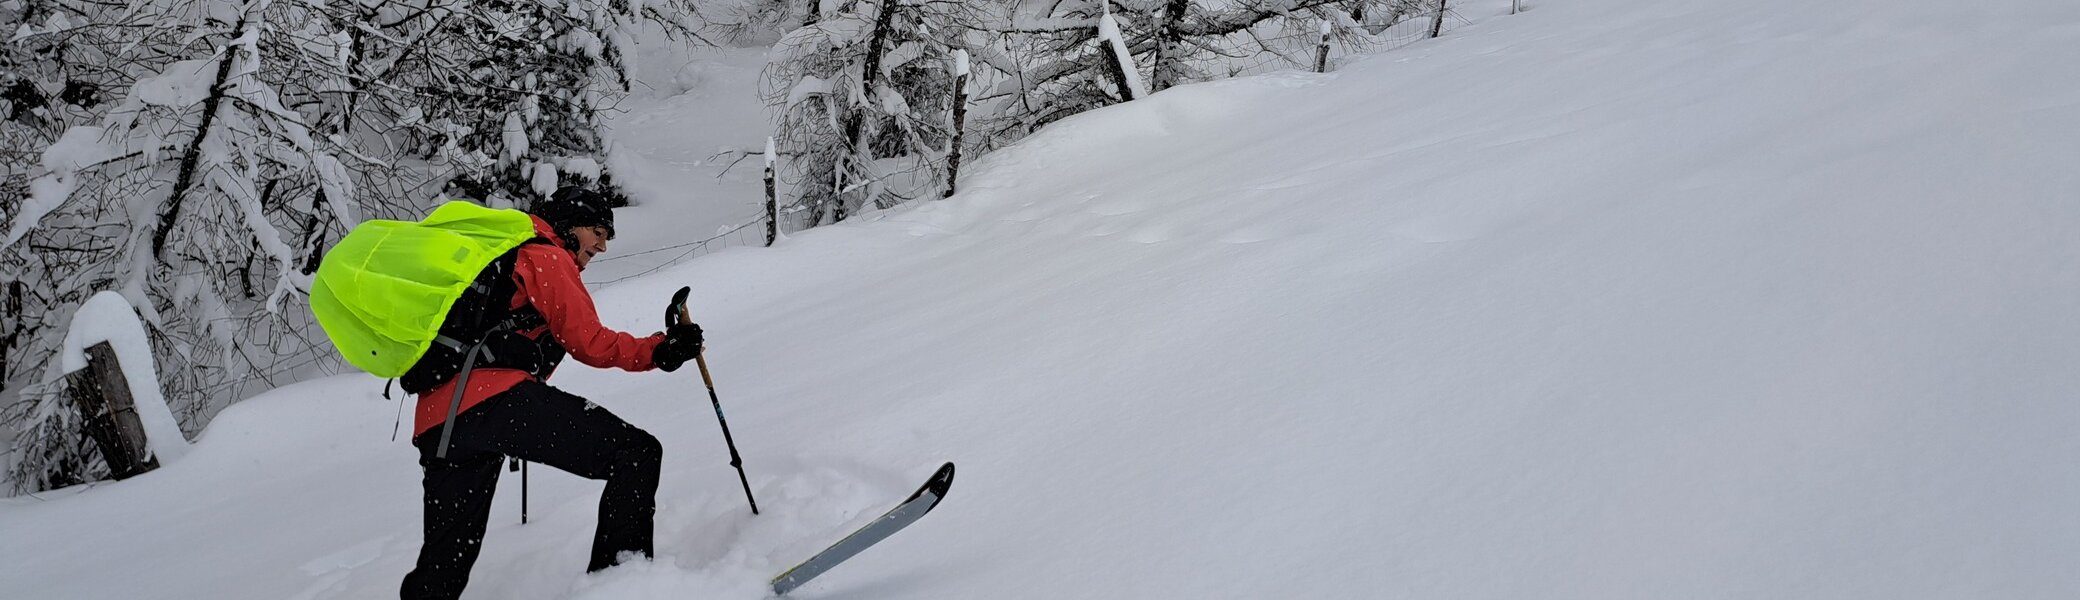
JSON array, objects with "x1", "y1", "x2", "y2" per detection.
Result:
[{"x1": 310, "y1": 201, "x2": 540, "y2": 379}]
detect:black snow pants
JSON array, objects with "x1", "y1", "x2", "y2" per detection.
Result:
[{"x1": 400, "y1": 380, "x2": 662, "y2": 600}]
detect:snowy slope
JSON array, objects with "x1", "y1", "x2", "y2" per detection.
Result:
[
  {"x1": 7, "y1": 0, "x2": 2080, "y2": 599},
  {"x1": 590, "y1": 43, "x2": 777, "y2": 286}
]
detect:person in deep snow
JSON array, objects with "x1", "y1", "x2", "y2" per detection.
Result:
[{"x1": 399, "y1": 186, "x2": 707, "y2": 599}]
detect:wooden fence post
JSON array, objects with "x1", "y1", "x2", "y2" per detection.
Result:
[
  {"x1": 1314, "y1": 20, "x2": 1332, "y2": 73},
  {"x1": 945, "y1": 49, "x2": 971, "y2": 199},
  {"x1": 1430, "y1": 0, "x2": 1447, "y2": 38},
  {"x1": 67, "y1": 341, "x2": 158, "y2": 479},
  {"x1": 1097, "y1": 6, "x2": 1143, "y2": 101},
  {"x1": 765, "y1": 136, "x2": 779, "y2": 247}
]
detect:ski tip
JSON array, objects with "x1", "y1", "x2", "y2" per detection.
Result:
[
  {"x1": 769, "y1": 462, "x2": 956, "y2": 596},
  {"x1": 907, "y1": 462, "x2": 955, "y2": 508},
  {"x1": 670, "y1": 286, "x2": 690, "y2": 308}
]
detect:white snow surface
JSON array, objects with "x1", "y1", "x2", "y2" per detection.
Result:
[
  {"x1": 7, "y1": 1, "x2": 2080, "y2": 599},
  {"x1": 57, "y1": 291, "x2": 192, "y2": 465},
  {"x1": 132, "y1": 59, "x2": 218, "y2": 108},
  {"x1": 587, "y1": 44, "x2": 776, "y2": 284}
]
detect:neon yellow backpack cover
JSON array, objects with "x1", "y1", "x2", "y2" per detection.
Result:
[{"x1": 310, "y1": 201, "x2": 537, "y2": 377}]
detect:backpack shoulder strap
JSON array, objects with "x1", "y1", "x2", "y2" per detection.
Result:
[{"x1": 397, "y1": 237, "x2": 558, "y2": 395}]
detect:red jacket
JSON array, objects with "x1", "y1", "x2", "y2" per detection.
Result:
[{"x1": 413, "y1": 215, "x2": 664, "y2": 437}]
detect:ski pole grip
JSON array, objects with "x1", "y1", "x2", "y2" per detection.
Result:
[{"x1": 667, "y1": 286, "x2": 691, "y2": 327}]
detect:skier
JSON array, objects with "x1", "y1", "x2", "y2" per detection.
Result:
[{"x1": 398, "y1": 186, "x2": 707, "y2": 600}]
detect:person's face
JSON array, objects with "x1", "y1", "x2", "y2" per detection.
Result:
[{"x1": 570, "y1": 225, "x2": 611, "y2": 269}]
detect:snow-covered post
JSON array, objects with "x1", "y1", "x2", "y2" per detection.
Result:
[
  {"x1": 944, "y1": 49, "x2": 970, "y2": 199},
  {"x1": 61, "y1": 291, "x2": 191, "y2": 479},
  {"x1": 1430, "y1": 0, "x2": 1448, "y2": 38},
  {"x1": 764, "y1": 136, "x2": 779, "y2": 247},
  {"x1": 67, "y1": 342, "x2": 157, "y2": 479},
  {"x1": 1098, "y1": 5, "x2": 1148, "y2": 101},
  {"x1": 1314, "y1": 20, "x2": 1333, "y2": 73}
]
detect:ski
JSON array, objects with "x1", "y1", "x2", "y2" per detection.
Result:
[{"x1": 770, "y1": 462, "x2": 956, "y2": 595}]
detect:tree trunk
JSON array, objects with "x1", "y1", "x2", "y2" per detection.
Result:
[
  {"x1": 0, "y1": 281, "x2": 20, "y2": 385},
  {"x1": 1152, "y1": 0, "x2": 1189, "y2": 92},
  {"x1": 835, "y1": 0, "x2": 899, "y2": 222},
  {"x1": 153, "y1": 15, "x2": 252, "y2": 260},
  {"x1": 300, "y1": 187, "x2": 326, "y2": 276}
]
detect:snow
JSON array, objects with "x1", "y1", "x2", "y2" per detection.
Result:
[
  {"x1": 4, "y1": 126, "x2": 116, "y2": 251},
  {"x1": 530, "y1": 162, "x2": 561, "y2": 198},
  {"x1": 563, "y1": 157, "x2": 603, "y2": 183},
  {"x1": 568, "y1": 27, "x2": 605, "y2": 60},
  {"x1": 132, "y1": 59, "x2": 218, "y2": 107},
  {"x1": 228, "y1": 24, "x2": 261, "y2": 79},
  {"x1": 784, "y1": 75, "x2": 830, "y2": 109},
  {"x1": 206, "y1": 160, "x2": 302, "y2": 310},
  {"x1": 7, "y1": 0, "x2": 2080, "y2": 599},
  {"x1": 502, "y1": 112, "x2": 530, "y2": 165},
  {"x1": 878, "y1": 40, "x2": 925, "y2": 75},
  {"x1": 312, "y1": 152, "x2": 360, "y2": 224},
  {"x1": 57, "y1": 291, "x2": 192, "y2": 465}
]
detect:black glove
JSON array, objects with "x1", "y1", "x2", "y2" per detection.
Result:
[{"x1": 653, "y1": 323, "x2": 703, "y2": 372}]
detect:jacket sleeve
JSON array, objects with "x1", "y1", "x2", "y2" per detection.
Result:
[{"x1": 514, "y1": 244, "x2": 664, "y2": 371}]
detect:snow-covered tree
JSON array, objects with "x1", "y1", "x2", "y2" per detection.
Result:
[
  {"x1": 961, "y1": 0, "x2": 1417, "y2": 149},
  {"x1": 693, "y1": 0, "x2": 813, "y2": 44},
  {"x1": 0, "y1": 0, "x2": 707, "y2": 493},
  {"x1": 762, "y1": 0, "x2": 972, "y2": 224},
  {"x1": 0, "y1": 0, "x2": 358, "y2": 490},
  {"x1": 397, "y1": 0, "x2": 695, "y2": 207},
  {"x1": 752, "y1": 0, "x2": 1425, "y2": 230}
]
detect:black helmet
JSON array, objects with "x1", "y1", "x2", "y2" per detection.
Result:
[{"x1": 531, "y1": 186, "x2": 617, "y2": 243}]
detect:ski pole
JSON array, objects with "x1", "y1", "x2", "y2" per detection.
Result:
[
  {"x1": 669, "y1": 287, "x2": 760, "y2": 515},
  {"x1": 509, "y1": 457, "x2": 529, "y2": 524}
]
